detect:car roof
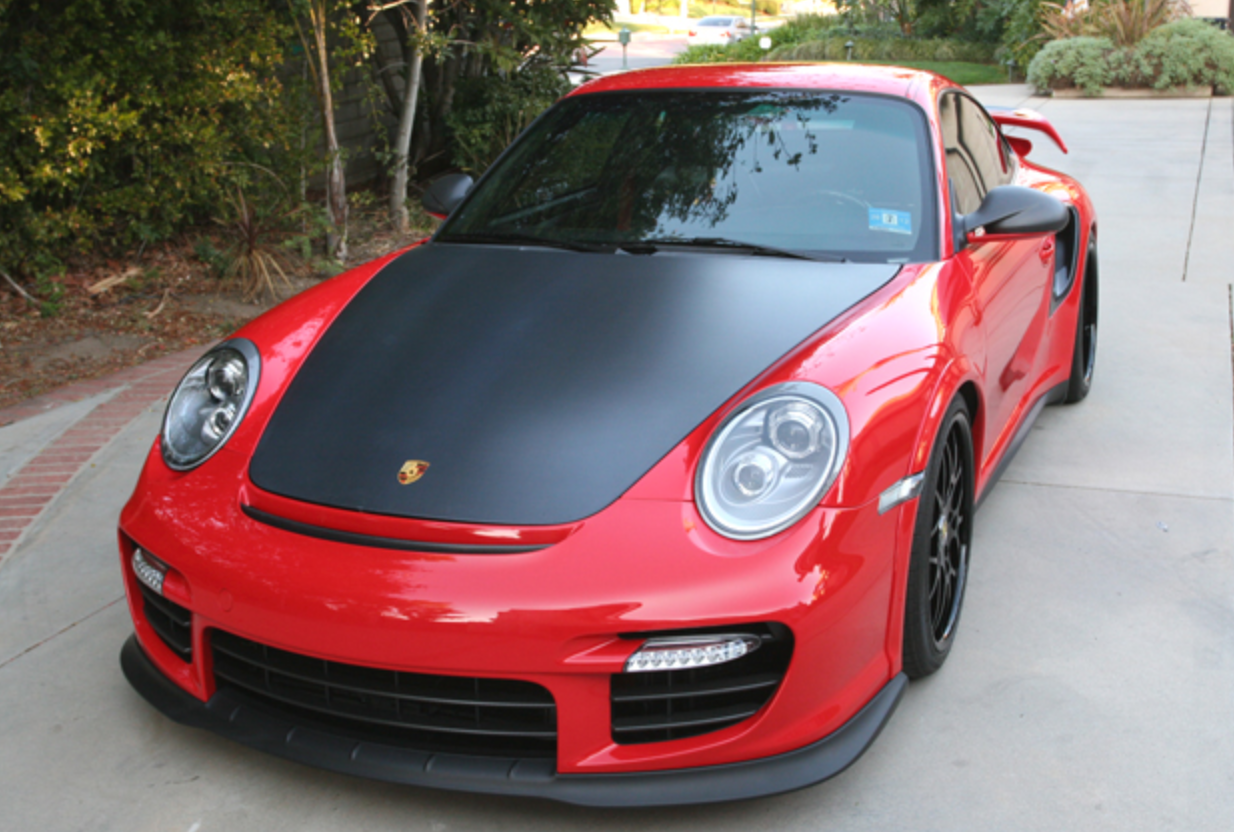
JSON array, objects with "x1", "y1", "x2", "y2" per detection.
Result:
[{"x1": 569, "y1": 63, "x2": 953, "y2": 112}]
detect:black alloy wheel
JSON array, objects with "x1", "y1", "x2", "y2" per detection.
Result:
[
  {"x1": 903, "y1": 397, "x2": 974, "y2": 679},
  {"x1": 1064, "y1": 237, "x2": 1099, "y2": 403}
]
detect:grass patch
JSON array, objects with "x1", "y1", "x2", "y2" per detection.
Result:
[{"x1": 852, "y1": 60, "x2": 1010, "y2": 86}]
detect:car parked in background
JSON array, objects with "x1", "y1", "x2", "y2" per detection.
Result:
[{"x1": 687, "y1": 16, "x2": 752, "y2": 46}]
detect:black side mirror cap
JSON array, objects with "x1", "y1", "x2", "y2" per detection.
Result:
[
  {"x1": 422, "y1": 173, "x2": 474, "y2": 219},
  {"x1": 960, "y1": 185, "x2": 1069, "y2": 244}
]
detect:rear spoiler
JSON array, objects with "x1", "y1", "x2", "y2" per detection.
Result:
[{"x1": 986, "y1": 107, "x2": 1068, "y2": 155}]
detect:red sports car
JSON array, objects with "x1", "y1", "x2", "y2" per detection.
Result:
[{"x1": 119, "y1": 63, "x2": 1097, "y2": 806}]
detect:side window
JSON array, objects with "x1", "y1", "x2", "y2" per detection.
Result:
[
  {"x1": 939, "y1": 93, "x2": 982, "y2": 216},
  {"x1": 960, "y1": 96, "x2": 1013, "y2": 190},
  {"x1": 939, "y1": 93, "x2": 1013, "y2": 216}
]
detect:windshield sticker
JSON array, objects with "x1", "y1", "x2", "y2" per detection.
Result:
[{"x1": 868, "y1": 208, "x2": 912, "y2": 235}]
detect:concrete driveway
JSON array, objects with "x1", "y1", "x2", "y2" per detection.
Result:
[{"x1": 0, "y1": 88, "x2": 1231, "y2": 832}]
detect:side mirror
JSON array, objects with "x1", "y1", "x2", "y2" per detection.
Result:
[
  {"x1": 960, "y1": 185, "x2": 1068, "y2": 245},
  {"x1": 422, "y1": 173, "x2": 474, "y2": 219}
]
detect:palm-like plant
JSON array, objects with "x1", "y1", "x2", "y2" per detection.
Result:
[
  {"x1": 216, "y1": 187, "x2": 302, "y2": 301},
  {"x1": 1040, "y1": 0, "x2": 1191, "y2": 47}
]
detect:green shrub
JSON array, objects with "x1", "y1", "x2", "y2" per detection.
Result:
[
  {"x1": 447, "y1": 63, "x2": 573, "y2": 176},
  {"x1": 768, "y1": 37, "x2": 998, "y2": 64},
  {"x1": 675, "y1": 14, "x2": 921, "y2": 66},
  {"x1": 0, "y1": 0, "x2": 303, "y2": 275},
  {"x1": 1027, "y1": 19, "x2": 1234, "y2": 95},
  {"x1": 1027, "y1": 36, "x2": 1115, "y2": 94},
  {"x1": 1125, "y1": 17, "x2": 1234, "y2": 92},
  {"x1": 1000, "y1": 0, "x2": 1046, "y2": 69}
]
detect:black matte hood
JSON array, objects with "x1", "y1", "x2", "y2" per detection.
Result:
[{"x1": 248, "y1": 243, "x2": 897, "y2": 525}]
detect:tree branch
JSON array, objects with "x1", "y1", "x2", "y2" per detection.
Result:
[{"x1": 1, "y1": 268, "x2": 38, "y2": 306}]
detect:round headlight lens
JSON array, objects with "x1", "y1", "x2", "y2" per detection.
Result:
[
  {"x1": 696, "y1": 383, "x2": 849, "y2": 540},
  {"x1": 161, "y1": 340, "x2": 260, "y2": 471}
]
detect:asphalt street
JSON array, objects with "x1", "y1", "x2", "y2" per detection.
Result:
[{"x1": 0, "y1": 84, "x2": 1231, "y2": 831}]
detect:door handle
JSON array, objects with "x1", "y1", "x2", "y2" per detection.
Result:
[{"x1": 1039, "y1": 239, "x2": 1055, "y2": 264}]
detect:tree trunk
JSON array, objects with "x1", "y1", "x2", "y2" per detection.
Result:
[
  {"x1": 310, "y1": 2, "x2": 348, "y2": 262},
  {"x1": 389, "y1": 0, "x2": 426, "y2": 233}
]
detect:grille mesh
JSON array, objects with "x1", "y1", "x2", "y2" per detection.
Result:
[
  {"x1": 139, "y1": 584, "x2": 192, "y2": 662},
  {"x1": 611, "y1": 624, "x2": 792, "y2": 744},
  {"x1": 210, "y1": 630, "x2": 558, "y2": 758}
]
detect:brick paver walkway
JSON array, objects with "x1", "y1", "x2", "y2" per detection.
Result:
[{"x1": 0, "y1": 346, "x2": 204, "y2": 562}]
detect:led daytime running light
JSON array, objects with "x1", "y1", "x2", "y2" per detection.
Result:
[
  {"x1": 132, "y1": 548, "x2": 167, "y2": 596},
  {"x1": 624, "y1": 634, "x2": 762, "y2": 673}
]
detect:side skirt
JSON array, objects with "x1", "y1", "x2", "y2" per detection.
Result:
[{"x1": 974, "y1": 382, "x2": 1068, "y2": 512}]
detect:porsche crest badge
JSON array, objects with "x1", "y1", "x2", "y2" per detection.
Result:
[{"x1": 398, "y1": 460, "x2": 430, "y2": 485}]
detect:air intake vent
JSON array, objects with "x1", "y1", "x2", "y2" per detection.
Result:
[
  {"x1": 138, "y1": 583, "x2": 193, "y2": 662},
  {"x1": 611, "y1": 623, "x2": 792, "y2": 745},
  {"x1": 210, "y1": 630, "x2": 558, "y2": 759}
]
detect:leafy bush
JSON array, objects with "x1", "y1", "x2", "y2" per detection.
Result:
[
  {"x1": 769, "y1": 37, "x2": 998, "y2": 64},
  {"x1": 675, "y1": 12, "x2": 997, "y2": 66},
  {"x1": 1116, "y1": 17, "x2": 1234, "y2": 90},
  {"x1": 1027, "y1": 36, "x2": 1115, "y2": 94},
  {"x1": 446, "y1": 63, "x2": 573, "y2": 175},
  {"x1": 1028, "y1": 18, "x2": 1234, "y2": 95},
  {"x1": 0, "y1": 0, "x2": 304, "y2": 276},
  {"x1": 1000, "y1": 0, "x2": 1047, "y2": 68}
]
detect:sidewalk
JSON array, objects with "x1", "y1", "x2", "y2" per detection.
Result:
[{"x1": 0, "y1": 347, "x2": 203, "y2": 564}]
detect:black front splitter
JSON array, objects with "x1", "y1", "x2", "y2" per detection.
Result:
[{"x1": 121, "y1": 635, "x2": 906, "y2": 807}]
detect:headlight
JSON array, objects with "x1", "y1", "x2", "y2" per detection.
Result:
[
  {"x1": 695, "y1": 382, "x2": 849, "y2": 540},
  {"x1": 161, "y1": 339, "x2": 261, "y2": 471}
]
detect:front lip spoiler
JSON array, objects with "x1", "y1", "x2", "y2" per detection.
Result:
[{"x1": 121, "y1": 634, "x2": 906, "y2": 807}]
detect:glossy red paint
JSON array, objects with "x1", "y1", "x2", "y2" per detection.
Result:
[
  {"x1": 989, "y1": 108, "x2": 1069, "y2": 154},
  {"x1": 118, "y1": 63, "x2": 1096, "y2": 791}
]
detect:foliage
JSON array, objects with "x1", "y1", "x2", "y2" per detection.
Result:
[
  {"x1": 0, "y1": 0, "x2": 304, "y2": 282},
  {"x1": 446, "y1": 62, "x2": 574, "y2": 175},
  {"x1": 769, "y1": 35, "x2": 998, "y2": 62},
  {"x1": 407, "y1": 0, "x2": 612, "y2": 178},
  {"x1": 1040, "y1": 0, "x2": 1186, "y2": 48},
  {"x1": 683, "y1": 0, "x2": 781, "y2": 14},
  {"x1": 675, "y1": 13, "x2": 913, "y2": 64},
  {"x1": 676, "y1": 9, "x2": 1003, "y2": 66},
  {"x1": 213, "y1": 185, "x2": 318, "y2": 300},
  {"x1": 1026, "y1": 35, "x2": 1115, "y2": 93},
  {"x1": 1000, "y1": 0, "x2": 1047, "y2": 68},
  {"x1": 1027, "y1": 18, "x2": 1234, "y2": 94},
  {"x1": 914, "y1": 0, "x2": 982, "y2": 39},
  {"x1": 1122, "y1": 17, "x2": 1234, "y2": 90}
]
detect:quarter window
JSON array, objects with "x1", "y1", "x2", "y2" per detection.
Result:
[{"x1": 939, "y1": 93, "x2": 1013, "y2": 216}]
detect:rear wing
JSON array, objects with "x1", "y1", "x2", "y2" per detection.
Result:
[{"x1": 986, "y1": 107, "x2": 1068, "y2": 155}]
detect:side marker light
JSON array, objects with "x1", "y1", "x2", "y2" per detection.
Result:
[{"x1": 878, "y1": 472, "x2": 925, "y2": 515}]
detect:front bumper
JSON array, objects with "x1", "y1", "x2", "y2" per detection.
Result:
[{"x1": 122, "y1": 634, "x2": 905, "y2": 806}]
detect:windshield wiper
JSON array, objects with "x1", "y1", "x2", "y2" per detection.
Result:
[
  {"x1": 441, "y1": 232, "x2": 615, "y2": 254},
  {"x1": 636, "y1": 237, "x2": 846, "y2": 262}
]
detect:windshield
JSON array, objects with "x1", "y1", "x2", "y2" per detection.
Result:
[{"x1": 438, "y1": 90, "x2": 938, "y2": 263}]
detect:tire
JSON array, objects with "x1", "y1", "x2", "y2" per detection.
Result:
[
  {"x1": 902, "y1": 397, "x2": 975, "y2": 680},
  {"x1": 1063, "y1": 238, "x2": 1099, "y2": 404}
]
